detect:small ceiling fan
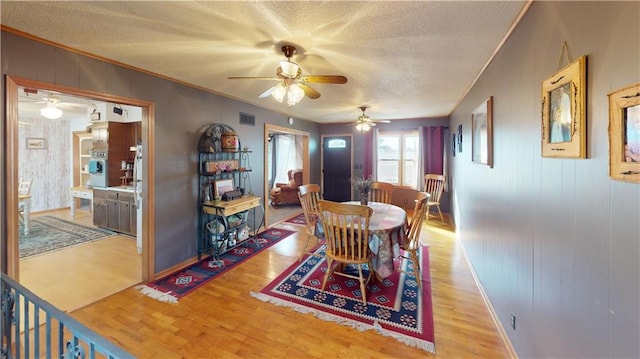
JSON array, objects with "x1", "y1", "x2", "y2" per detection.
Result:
[
  {"x1": 227, "y1": 45, "x2": 348, "y2": 106},
  {"x1": 20, "y1": 88, "x2": 88, "y2": 119},
  {"x1": 351, "y1": 106, "x2": 390, "y2": 132}
]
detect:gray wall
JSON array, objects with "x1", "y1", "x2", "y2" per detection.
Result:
[
  {"x1": 0, "y1": 31, "x2": 322, "y2": 273},
  {"x1": 450, "y1": 2, "x2": 639, "y2": 357}
]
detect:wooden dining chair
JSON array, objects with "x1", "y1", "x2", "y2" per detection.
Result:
[
  {"x1": 297, "y1": 184, "x2": 323, "y2": 261},
  {"x1": 369, "y1": 181, "x2": 395, "y2": 204},
  {"x1": 399, "y1": 191, "x2": 430, "y2": 290},
  {"x1": 318, "y1": 200, "x2": 373, "y2": 304},
  {"x1": 18, "y1": 178, "x2": 33, "y2": 227},
  {"x1": 423, "y1": 174, "x2": 446, "y2": 223}
]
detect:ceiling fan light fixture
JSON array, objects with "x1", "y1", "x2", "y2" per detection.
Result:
[
  {"x1": 40, "y1": 102, "x2": 63, "y2": 119},
  {"x1": 287, "y1": 84, "x2": 305, "y2": 106},
  {"x1": 280, "y1": 61, "x2": 299, "y2": 78},
  {"x1": 356, "y1": 122, "x2": 371, "y2": 132},
  {"x1": 271, "y1": 84, "x2": 287, "y2": 103}
]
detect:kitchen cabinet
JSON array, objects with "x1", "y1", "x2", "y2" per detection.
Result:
[
  {"x1": 91, "y1": 121, "x2": 139, "y2": 187},
  {"x1": 93, "y1": 188, "x2": 137, "y2": 236},
  {"x1": 74, "y1": 131, "x2": 93, "y2": 188},
  {"x1": 71, "y1": 131, "x2": 93, "y2": 216}
]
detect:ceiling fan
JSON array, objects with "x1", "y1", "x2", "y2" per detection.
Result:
[
  {"x1": 20, "y1": 88, "x2": 88, "y2": 119},
  {"x1": 351, "y1": 106, "x2": 390, "y2": 132},
  {"x1": 227, "y1": 45, "x2": 348, "y2": 106}
]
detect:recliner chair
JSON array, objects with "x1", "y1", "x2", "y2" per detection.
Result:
[{"x1": 270, "y1": 169, "x2": 303, "y2": 207}]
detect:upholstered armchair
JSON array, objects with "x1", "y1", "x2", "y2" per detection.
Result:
[{"x1": 270, "y1": 169, "x2": 303, "y2": 207}]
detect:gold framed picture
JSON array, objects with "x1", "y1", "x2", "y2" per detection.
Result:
[
  {"x1": 541, "y1": 55, "x2": 587, "y2": 158},
  {"x1": 608, "y1": 83, "x2": 640, "y2": 183},
  {"x1": 472, "y1": 96, "x2": 493, "y2": 168}
]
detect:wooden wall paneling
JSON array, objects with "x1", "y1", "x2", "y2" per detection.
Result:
[{"x1": 449, "y1": 2, "x2": 640, "y2": 358}]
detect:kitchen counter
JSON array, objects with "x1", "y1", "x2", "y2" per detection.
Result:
[{"x1": 107, "y1": 185, "x2": 135, "y2": 193}]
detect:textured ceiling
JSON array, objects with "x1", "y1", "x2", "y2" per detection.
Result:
[{"x1": 1, "y1": 1, "x2": 528, "y2": 124}]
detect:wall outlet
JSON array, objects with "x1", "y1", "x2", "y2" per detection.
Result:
[{"x1": 510, "y1": 313, "x2": 516, "y2": 330}]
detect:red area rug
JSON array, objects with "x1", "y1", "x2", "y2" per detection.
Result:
[
  {"x1": 251, "y1": 245, "x2": 435, "y2": 353},
  {"x1": 138, "y1": 228, "x2": 295, "y2": 303},
  {"x1": 283, "y1": 212, "x2": 306, "y2": 225}
]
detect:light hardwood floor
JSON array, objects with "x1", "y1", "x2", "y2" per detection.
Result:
[
  {"x1": 65, "y1": 215, "x2": 512, "y2": 358},
  {"x1": 19, "y1": 207, "x2": 142, "y2": 313},
  {"x1": 267, "y1": 203, "x2": 302, "y2": 226}
]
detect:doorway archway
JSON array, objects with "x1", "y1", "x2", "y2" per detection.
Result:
[
  {"x1": 263, "y1": 124, "x2": 309, "y2": 227},
  {"x1": 4, "y1": 75, "x2": 155, "y2": 282}
]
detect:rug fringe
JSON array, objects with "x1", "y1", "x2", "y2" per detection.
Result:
[
  {"x1": 136, "y1": 285, "x2": 178, "y2": 304},
  {"x1": 372, "y1": 322, "x2": 435, "y2": 353},
  {"x1": 250, "y1": 292, "x2": 435, "y2": 353}
]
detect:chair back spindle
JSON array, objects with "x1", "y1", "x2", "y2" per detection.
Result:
[
  {"x1": 369, "y1": 181, "x2": 395, "y2": 204},
  {"x1": 297, "y1": 184, "x2": 323, "y2": 260},
  {"x1": 318, "y1": 200, "x2": 373, "y2": 303},
  {"x1": 423, "y1": 174, "x2": 446, "y2": 222}
]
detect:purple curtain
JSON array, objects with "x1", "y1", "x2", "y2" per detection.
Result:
[
  {"x1": 423, "y1": 126, "x2": 444, "y2": 175},
  {"x1": 363, "y1": 130, "x2": 374, "y2": 178}
]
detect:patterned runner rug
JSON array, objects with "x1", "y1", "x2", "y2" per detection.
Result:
[
  {"x1": 138, "y1": 228, "x2": 295, "y2": 303},
  {"x1": 283, "y1": 212, "x2": 306, "y2": 225},
  {"x1": 19, "y1": 215, "x2": 115, "y2": 258},
  {"x1": 252, "y1": 245, "x2": 435, "y2": 353}
]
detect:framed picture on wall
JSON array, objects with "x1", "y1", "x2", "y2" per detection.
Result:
[
  {"x1": 541, "y1": 55, "x2": 587, "y2": 158},
  {"x1": 452, "y1": 133, "x2": 457, "y2": 157},
  {"x1": 471, "y1": 96, "x2": 493, "y2": 168},
  {"x1": 608, "y1": 82, "x2": 640, "y2": 183},
  {"x1": 26, "y1": 138, "x2": 46, "y2": 150}
]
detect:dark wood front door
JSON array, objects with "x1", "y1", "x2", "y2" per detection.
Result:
[{"x1": 322, "y1": 136, "x2": 352, "y2": 201}]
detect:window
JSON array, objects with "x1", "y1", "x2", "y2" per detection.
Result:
[
  {"x1": 327, "y1": 139, "x2": 346, "y2": 148},
  {"x1": 376, "y1": 130, "x2": 419, "y2": 188}
]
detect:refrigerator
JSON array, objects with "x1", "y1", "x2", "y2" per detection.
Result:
[{"x1": 133, "y1": 145, "x2": 143, "y2": 253}]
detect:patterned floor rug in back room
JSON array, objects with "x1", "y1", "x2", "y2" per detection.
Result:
[
  {"x1": 251, "y1": 245, "x2": 435, "y2": 353},
  {"x1": 19, "y1": 215, "x2": 115, "y2": 258}
]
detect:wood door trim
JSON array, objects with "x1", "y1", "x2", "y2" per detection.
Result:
[
  {"x1": 4, "y1": 75, "x2": 155, "y2": 282},
  {"x1": 263, "y1": 124, "x2": 310, "y2": 227}
]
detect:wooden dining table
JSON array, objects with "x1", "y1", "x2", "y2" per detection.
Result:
[{"x1": 342, "y1": 201, "x2": 407, "y2": 279}]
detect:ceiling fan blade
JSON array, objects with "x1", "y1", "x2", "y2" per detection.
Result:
[
  {"x1": 227, "y1": 76, "x2": 280, "y2": 81},
  {"x1": 301, "y1": 75, "x2": 348, "y2": 84},
  {"x1": 372, "y1": 120, "x2": 391, "y2": 123},
  {"x1": 258, "y1": 85, "x2": 279, "y2": 98},
  {"x1": 298, "y1": 83, "x2": 321, "y2": 99}
]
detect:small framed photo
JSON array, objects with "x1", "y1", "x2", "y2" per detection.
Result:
[
  {"x1": 452, "y1": 133, "x2": 457, "y2": 157},
  {"x1": 472, "y1": 96, "x2": 493, "y2": 168},
  {"x1": 608, "y1": 83, "x2": 640, "y2": 183},
  {"x1": 214, "y1": 178, "x2": 234, "y2": 198},
  {"x1": 26, "y1": 138, "x2": 46, "y2": 150},
  {"x1": 541, "y1": 55, "x2": 587, "y2": 158},
  {"x1": 457, "y1": 124, "x2": 463, "y2": 152}
]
